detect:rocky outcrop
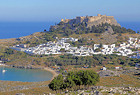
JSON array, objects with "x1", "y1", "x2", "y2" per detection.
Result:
[
  {"x1": 60, "y1": 14, "x2": 121, "y2": 27},
  {"x1": 48, "y1": 86, "x2": 140, "y2": 95}
]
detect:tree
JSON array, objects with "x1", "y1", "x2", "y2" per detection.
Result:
[
  {"x1": 94, "y1": 48, "x2": 101, "y2": 52},
  {"x1": 5, "y1": 48, "x2": 14, "y2": 55},
  {"x1": 48, "y1": 74, "x2": 64, "y2": 92},
  {"x1": 49, "y1": 70, "x2": 99, "y2": 91},
  {"x1": 80, "y1": 70, "x2": 99, "y2": 87},
  {"x1": 60, "y1": 48, "x2": 65, "y2": 52},
  {"x1": 99, "y1": 43, "x2": 103, "y2": 48},
  {"x1": 65, "y1": 77, "x2": 75, "y2": 89}
]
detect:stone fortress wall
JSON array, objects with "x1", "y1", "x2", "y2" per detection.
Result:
[{"x1": 61, "y1": 14, "x2": 121, "y2": 27}]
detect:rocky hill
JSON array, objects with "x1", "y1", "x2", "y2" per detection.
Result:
[
  {"x1": 64, "y1": 14, "x2": 120, "y2": 26},
  {"x1": 50, "y1": 14, "x2": 121, "y2": 30},
  {"x1": 46, "y1": 14, "x2": 136, "y2": 45}
]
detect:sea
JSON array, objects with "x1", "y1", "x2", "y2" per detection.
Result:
[
  {"x1": 118, "y1": 21, "x2": 140, "y2": 32},
  {"x1": 0, "y1": 21, "x2": 139, "y2": 39},
  {"x1": 0, "y1": 22, "x2": 55, "y2": 39},
  {"x1": 0, "y1": 66, "x2": 53, "y2": 82}
]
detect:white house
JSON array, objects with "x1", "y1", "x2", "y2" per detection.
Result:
[
  {"x1": 94, "y1": 44, "x2": 100, "y2": 50},
  {"x1": 115, "y1": 66, "x2": 120, "y2": 70},
  {"x1": 101, "y1": 44, "x2": 115, "y2": 55},
  {"x1": 101, "y1": 66, "x2": 107, "y2": 70}
]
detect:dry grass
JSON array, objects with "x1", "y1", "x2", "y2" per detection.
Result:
[
  {"x1": 96, "y1": 74, "x2": 140, "y2": 87},
  {"x1": 0, "y1": 87, "x2": 55, "y2": 95},
  {"x1": 0, "y1": 80, "x2": 52, "y2": 95}
]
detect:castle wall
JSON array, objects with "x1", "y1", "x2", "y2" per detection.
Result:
[
  {"x1": 59, "y1": 14, "x2": 120, "y2": 27},
  {"x1": 88, "y1": 16, "x2": 101, "y2": 22}
]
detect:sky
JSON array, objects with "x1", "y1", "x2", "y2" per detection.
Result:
[{"x1": 0, "y1": 0, "x2": 140, "y2": 22}]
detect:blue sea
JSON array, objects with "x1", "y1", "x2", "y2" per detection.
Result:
[
  {"x1": 0, "y1": 21, "x2": 139, "y2": 39},
  {"x1": 0, "y1": 22, "x2": 55, "y2": 39},
  {"x1": 118, "y1": 21, "x2": 140, "y2": 32}
]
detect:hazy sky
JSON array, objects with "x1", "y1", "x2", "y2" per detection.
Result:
[{"x1": 0, "y1": 0, "x2": 140, "y2": 22}]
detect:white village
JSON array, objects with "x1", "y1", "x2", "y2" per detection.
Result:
[{"x1": 11, "y1": 37, "x2": 140, "y2": 57}]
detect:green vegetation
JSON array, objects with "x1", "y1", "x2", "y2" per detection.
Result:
[
  {"x1": 50, "y1": 23, "x2": 136, "y2": 37},
  {"x1": 49, "y1": 70, "x2": 99, "y2": 92},
  {"x1": 47, "y1": 54, "x2": 139, "y2": 67},
  {"x1": 0, "y1": 48, "x2": 28, "y2": 63},
  {"x1": 1, "y1": 48, "x2": 139, "y2": 68},
  {"x1": 28, "y1": 32, "x2": 55, "y2": 47}
]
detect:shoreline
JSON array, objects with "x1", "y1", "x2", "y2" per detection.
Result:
[
  {"x1": 44, "y1": 67, "x2": 59, "y2": 80},
  {"x1": 0, "y1": 63, "x2": 8, "y2": 67}
]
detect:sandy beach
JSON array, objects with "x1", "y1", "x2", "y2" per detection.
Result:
[{"x1": 44, "y1": 67, "x2": 59, "y2": 80}]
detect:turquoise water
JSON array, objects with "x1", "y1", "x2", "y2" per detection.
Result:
[{"x1": 0, "y1": 66, "x2": 53, "y2": 82}]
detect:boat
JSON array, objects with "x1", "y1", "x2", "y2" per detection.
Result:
[
  {"x1": 2, "y1": 69, "x2": 6, "y2": 73},
  {"x1": 1, "y1": 61, "x2": 7, "y2": 73}
]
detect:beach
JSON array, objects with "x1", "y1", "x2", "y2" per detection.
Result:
[{"x1": 44, "y1": 67, "x2": 59, "y2": 80}]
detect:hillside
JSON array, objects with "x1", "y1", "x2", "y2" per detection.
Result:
[
  {"x1": 0, "y1": 14, "x2": 139, "y2": 67},
  {"x1": 47, "y1": 14, "x2": 136, "y2": 45}
]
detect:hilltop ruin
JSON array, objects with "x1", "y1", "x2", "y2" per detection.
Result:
[{"x1": 60, "y1": 14, "x2": 121, "y2": 27}]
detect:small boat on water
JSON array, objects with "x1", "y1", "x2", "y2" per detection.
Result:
[{"x1": 2, "y1": 69, "x2": 6, "y2": 73}]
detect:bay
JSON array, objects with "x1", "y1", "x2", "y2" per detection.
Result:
[{"x1": 0, "y1": 66, "x2": 53, "y2": 82}]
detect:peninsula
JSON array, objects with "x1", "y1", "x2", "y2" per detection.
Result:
[{"x1": 0, "y1": 14, "x2": 140, "y2": 95}]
